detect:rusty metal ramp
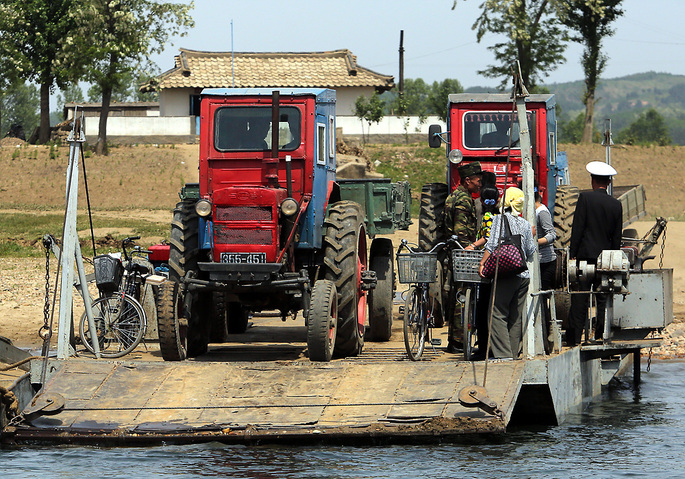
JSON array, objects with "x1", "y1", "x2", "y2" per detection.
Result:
[{"x1": 10, "y1": 356, "x2": 524, "y2": 444}]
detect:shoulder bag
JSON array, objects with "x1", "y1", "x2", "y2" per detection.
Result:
[{"x1": 481, "y1": 215, "x2": 528, "y2": 278}]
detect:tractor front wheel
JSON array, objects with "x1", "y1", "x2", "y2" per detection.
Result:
[
  {"x1": 156, "y1": 281, "x2": 187, "y2": 361},
  {"x1": 307, "y1": 279, "x2": 338, "y2": 362},
  {"x1": 368, "y1": 238, "x2": 394, "y2": 341}
]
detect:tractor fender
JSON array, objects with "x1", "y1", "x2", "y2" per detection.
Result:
[
  {"x1": 370, "y1": 237, "x2": 393, "y2": 261},
  {"x1": 324, "y1": 181, "x2": 342, "y2": 213}
]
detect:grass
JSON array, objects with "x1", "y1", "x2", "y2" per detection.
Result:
[
  {"x1": 366, "y1": 143, "x2": 448, "y2": 216},
  {"x1": 0, "y1": 212, "x2": 169, "y2": 258}
]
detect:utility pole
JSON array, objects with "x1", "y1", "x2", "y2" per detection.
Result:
[{"x1": 398, "y1": 30, "x2": 405, "y2": 114}]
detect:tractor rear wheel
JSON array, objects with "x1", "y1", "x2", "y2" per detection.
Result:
[
  {"x1": 418, "y1": 183, "x2": 448, "y2": 252},
  {"x1": 169, "y1": 200, "x2": 199, "y2": 283},
  {"x1": 553, "y1": 185, "x2": 579, "y2": 249},
  {"x1": 323, "y1": 201, "x2": 366, "y2": 357},
  {"x1": 307, "y1": 279, "x2": 338, "y2": 362},
  {"x1": 209, "y1": 292, "x2": 229, "y2": 343},
  {"x1": 156, "y1": 281, "x2": 187, "y2": 361},
  {"x1": 186, "y1": 291, "x2": 210, "y2": 357},
  {"x1": 368, "y1": 238, "x2": 394, "y2": 341}
]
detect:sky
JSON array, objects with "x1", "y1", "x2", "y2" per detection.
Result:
[{"x1": 148, "y1": 0, "x2": 685, "y2": 90}]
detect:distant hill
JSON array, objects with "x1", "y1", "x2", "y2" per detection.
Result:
[{"x1": 467, "y1": 72, "x2": 685, "y2": 145}]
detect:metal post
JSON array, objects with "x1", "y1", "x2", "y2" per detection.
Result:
[
  {"x1": 57, "y1": 115, "x2": 100, "y2": 359},
  {"x1": 513, "y1": 62, "x2": 543, "y2": 358},
  {"x1": 602, "y1": 119, "x2": 613, "y2": 197}
]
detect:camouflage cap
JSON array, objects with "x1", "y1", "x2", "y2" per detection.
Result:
[{"x1": 457, "y1": 161, "x2": 483, "y2": 179}]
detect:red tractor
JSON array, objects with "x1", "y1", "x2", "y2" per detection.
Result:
[{"x1": 155, "y1": 88, "x2": 410, "y2": 362}]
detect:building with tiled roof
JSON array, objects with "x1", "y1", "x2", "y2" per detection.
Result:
[{"x1": 147, "y1": 48, "x2": 395, "y2": 117}]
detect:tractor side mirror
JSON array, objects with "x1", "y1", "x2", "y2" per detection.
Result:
[{"x1": 428, "y1": 124, "x2": 443, "y2": 148}]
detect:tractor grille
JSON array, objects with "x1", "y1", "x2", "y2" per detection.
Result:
[
  {"x1": 216, "y1": 206, "x2": 272, "y2": 222},
  {"x1": 214, "y1": 226, "x2": 272, "y2": 245}
]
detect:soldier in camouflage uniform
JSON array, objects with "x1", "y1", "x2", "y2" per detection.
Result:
[{"x1": 443, "y1": 161, "x2": 483, "y2": 353}]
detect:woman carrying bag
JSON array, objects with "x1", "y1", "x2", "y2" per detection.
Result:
[{"x1": 478, "y1": 187, "x2": 536, "y2": 359}]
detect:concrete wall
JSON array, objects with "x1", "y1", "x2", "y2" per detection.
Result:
[
  {"x1": 160, "y1": 88, "x2": 195, "y2": 116},
  {"x1": 337, "y1": 115, "x2": 445, "y2": 136},
  {"x1": 83, "y1": 116, "x2": 196, "y2": 144}
]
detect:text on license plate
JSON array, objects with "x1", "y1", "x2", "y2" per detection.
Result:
[{"x1": 220, "y1": 252, "x2": 267, "y2": 264}]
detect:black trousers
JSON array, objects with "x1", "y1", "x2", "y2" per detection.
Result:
[{"x1": 569, "y1": 277, "x2": 607, "y2": 345}]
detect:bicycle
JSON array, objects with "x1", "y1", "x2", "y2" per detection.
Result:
[
  {"x1": 396, "y1": 239, "x2": 450, "y2": 361},
  {"x1": 79, "y1": 236, "x2": 151, "y2": 358},
  {"x1": 451, "y1": 246, "x2": 490, "y2": 361}
]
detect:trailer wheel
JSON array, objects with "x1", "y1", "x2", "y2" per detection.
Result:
[
  {"x1": 553, "y1": 185, "x2": 579, "y2": 249},
  {"x1": 368, "y1": 238, "x2": 394, "y2": 341},
  {"x1": 324, "y1": 201, "x2": 366, "y2": 357},
  {"x1": 307, "y1": 280, "x2": 338, "y2": 362},
  {"x1": 169, "y1": 200, "x2": 199, "y2": 283},
  {"x1": 156, "y1": 281, "x2": 187, "y2": 361},
  {"x1": 186, "y1": 291, "x2": 210, "y2": 357},
  {"x1": 209, "y1": 292, "x2": 229, "y2": 342},
  {"x1": 227, "y1": 302, "x2": 250, "y2": 334}
]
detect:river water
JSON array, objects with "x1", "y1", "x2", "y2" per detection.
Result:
[{"x1": 2, "y1": 360, "x2": 684, "y2": 479}]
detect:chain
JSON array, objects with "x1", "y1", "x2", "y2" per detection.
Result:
[
  {"x1": 647, "y1": 347, "x2": 653, "y2": 372},
  {"x1": 40, "y1": 243, "x2": 52, "y2": 344},
  {"x1": 659, "y1": 223, "x2": 667, "y2": 268}
]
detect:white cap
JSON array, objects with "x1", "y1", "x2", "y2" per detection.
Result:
[{"x1": 586, "y1": 161, "x2": 617, "y2": 177}]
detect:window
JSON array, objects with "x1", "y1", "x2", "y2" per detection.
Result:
[
  {"x1": 463, "y1": 111, "x2": 535, "y2": 149},
  {"x1": 317, "y1": 123, "x2": 326, "y2": 165},
  {"x1": 214, "y1": 106, "x2": 301, "y2": 152},
  {"x1": 328, "y1": 116, "x2": 335, "y2": 159}
]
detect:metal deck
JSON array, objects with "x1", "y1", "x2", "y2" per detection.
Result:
[{"x1": 10, "y1": 350, "x2": 524, "y2": 444}]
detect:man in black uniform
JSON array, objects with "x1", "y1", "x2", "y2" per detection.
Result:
[{"x1": 568, "y1": 161, "x2": 623, "y2": 346}]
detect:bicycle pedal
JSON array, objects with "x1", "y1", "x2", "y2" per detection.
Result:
[{"x1": 431, "y1": 339, "x2": 442, "y2": 346}]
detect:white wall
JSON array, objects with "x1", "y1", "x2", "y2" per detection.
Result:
[
  {"x1": 336, "y1": 115, "x2": 445, "y2": 136},
  {"x1": 84, "y1": 116, "x2": 195, "y2": 137},
  {"x1": 159, "y1": 88, "x2": 195, "y2": 116},
  {"x1": 335, "y1": 86, "x2": 376, "y2": 116}
]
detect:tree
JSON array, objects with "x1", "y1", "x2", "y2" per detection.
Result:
[
  {"x1": 453, "y1": 0, "x2": 568, "y2": 90},
  {"x1": 429, "y1": 79, "x2": 464, "y2": 122},
  {"x1": 389, "y1": 78, "x2": 431, "y2": 116},
  {"x1": 86, "y1": 67, "x2": 160, "y2": 103},
  {"x1": 354, "y1": 93, "x2": 385, "y2": 144},
  {"x1": 0, "y1": 0, "x2": 81, "y2": 143},
  {"x1": 617, "y1": 109, "x2": 671, "y2": 146},
  {"x1": 0, "y1": 82, "x2": 40, "y2": 139},
  {"x1": 67, "y1": 0, "x2": 194, "y2": 154},
  {"x1": 559, "y1": 111, "x2": 585, "y2": 143},
  {"x1": 559, "y1": 0, "x2": 623, "y2": 143}
]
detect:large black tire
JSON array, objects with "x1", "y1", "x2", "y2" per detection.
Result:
[
  {"x1": 186, "y1": 291, "x2": 210, "y2": 357},
  {"x1": 553, "y1": 185, "x2": 579, "y2": 249},
  {"x1": 209, "y1": 292, "x2": 229, "y2": 343},
  {"x1": 307, "y1": 279, "x2": 338, "y2": 362},
  {"x1": 323, "y1": 201, "x2": 366, "y2": 357},
  {"x1": 368, "y1": 238, "x2": 394, "y2": 341},
  {"x1": 156, "y1": 281, "x2": 187, "y2": 361},
  {"x1": 227, "y1": 302, "x2": 250, "y2": 334},
  {"x1": 418, "y1": 183, "x2": 449, "y2": 252},
  {"x1": 169, "y1": 200, "x2": 199, "y2": 283}
]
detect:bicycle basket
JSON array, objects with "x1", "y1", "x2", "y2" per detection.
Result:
[
  {"x1": 396, "y1": 252, "x2": 438, "y2": 284},
  {"x1": 451, "y1": 249, "x2": 489, "y2": 283},
  {"x1": 94, "y1": 254, "x2": 124, "y2": 292}
]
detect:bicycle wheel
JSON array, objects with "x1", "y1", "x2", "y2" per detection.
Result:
[
  {"x1": 403, "y1": 286, "x2": 427, "y2": 361},
  {"x1": 462, "y1": 287, "x2": 477, "y2": 361},
  {"x1": 80, "y1": 293, "x2": 146, "y2": 358}
]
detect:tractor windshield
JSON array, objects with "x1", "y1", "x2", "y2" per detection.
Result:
[
  {"x1": 463, "y1": 111, "x2": 535, "y2": 149},
  {"x1": 214, "y1": 106, "x2": 301, "y2": 152}
]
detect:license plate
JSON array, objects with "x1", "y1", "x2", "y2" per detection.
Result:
[{"x1": 220, "y1": 252, "x2": 267, "y2": 264}]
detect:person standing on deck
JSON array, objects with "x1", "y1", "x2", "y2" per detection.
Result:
[
  {"x1": 443, "y1": 161, "x2": 483, "y2": 353},
  {"x1": 568, "y1": 161, "x2": 622, "y2": 346}
]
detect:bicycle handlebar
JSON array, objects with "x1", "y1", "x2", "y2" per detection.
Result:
[{"x1": 397, "y1": 236, "x2": 462, "y2": 255}]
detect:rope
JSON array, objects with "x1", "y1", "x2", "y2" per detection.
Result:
[
  {"x1": 0, "y1": 356, "x2": 43, "y2": 372},
  {"x1": 80, "y1": 143, "x2": 97, "y2": 257}
]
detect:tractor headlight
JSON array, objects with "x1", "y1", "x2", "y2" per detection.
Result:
[
  {"x1": 448, "y1": 149, "x2": 463, "y2": 165},
  {"x1": 280, "y1": 198, "x2": 299, "y2": 217},
  {"x1": 195, "y1": 199, "x2": 212, "y2": 217}
]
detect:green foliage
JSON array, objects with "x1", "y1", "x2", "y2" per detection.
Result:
[
  {"x1": 354, "y1": 93, "x2": 385, "y2": 143},
  {"x1": 0, "y1": 0, "x2": 83, "y2": 141},
  {"x1": 429, "y1": 79, "x2": 464, "y2": 122},
  {"x1": 387, "y1": 78, "x2": 432, "y2": 116},
  {"x1": 558, "y1": 0, "x2": 624, "y2": 142},
  {"x1": 455, "y1": 0, "x2": 568, "y2": 90},
  {"x1": 559, "y1": 112, "x2": 585, "y2": 144},
  {"x1": 616, "y1": 108, "x2": 671, "y2": 146},
  {"x1": 86, "y1": 67, "x2": 161, "y2": 103},
  {"x1": 0, "y1": 81, "x2": 40, "y2": 138}
]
